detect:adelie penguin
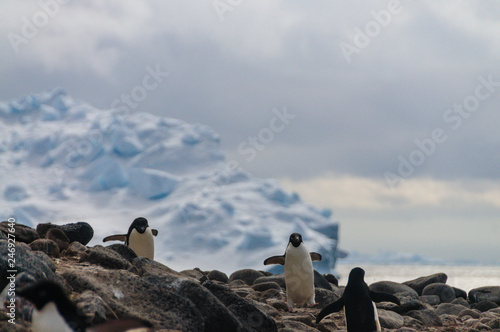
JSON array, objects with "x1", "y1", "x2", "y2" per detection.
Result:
[
  {"x1": 316, "y1": 267, "x2": 401, "y2": 332},
  {"x1": 103, "y1": 217, "x2": 157, "y2": 260},
  {"x1": 17, "y1": 280, "x2": 152, "y2": 332},
  {"x1": 264, "y1": 232, "x2": 322, "y2": 312}
]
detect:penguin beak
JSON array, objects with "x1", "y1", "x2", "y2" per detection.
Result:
[
  {"x1": 290, "y1": 234, "x2": 302, "y2": 247},
  {"x1": 137, "y1": 226, "x2": 147, "y2": 233}
]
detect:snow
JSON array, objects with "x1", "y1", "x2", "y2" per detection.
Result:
[{"x1": 0, "y1": 89, "x2": 339, "y2": 274}]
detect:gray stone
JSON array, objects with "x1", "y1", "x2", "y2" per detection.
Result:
[
  {"x1": 229, "y1": 269, "x2": 265, "y2": 285},
  {"x1": 64, "y1": 241, "x2": 87, "y2": 256},
  {"x1": 469, "y1": 286, "x2": 500, "y2": 304},
  {"x1": 45, "y1": 228, "x2": 70, "y2": 251},
  {"x1": 436, "y1": 303, "x2": 469, "y2": 316},
  {"x1": 403, "y1": 273, "x2": 447, "y2": 295},
  {"x1": 407, "y1": 309, "x2": 443, "y2": 326},
  {"x1": 0, "y1": 241, "x2": 59, "y2": 291},
  {"x1": 0, "y1": 221, "x2": 39, "y2": 244},
  {"x1": 451, "y1": 296, "x2": 470, "y2": 308},
  {"x1": 79, "y1": 245, "x2": 131, "y2": 270},
  {"x1": 453, "y1": 286, "x2": 467, "y2": 300},
  {"x1": 419, "y1": 295, "x2": 440, "y2": 306},
  {"x1": 203, "y1": 280, "x2": 278, "y2": 331},
  {"x1": 29, "y1": 239, "x2": 60, "y2": 258},
  {"x1": 422, "y1": 283, "x2": 456, "y2": 303},
  {"x1": 37, "y1": 222, "x2": 94, "y2": 245},
  {"x1": 369, "y1": 281, "x2": 418, "y2": 297},
  {"x1": 32, "y1": 251, "x2": 56, "y2": 272},
  {"x1": 315, "y1": 288, "x2": 341, "y2": 309},
  {"x1": 323, "y1": 273, "x2": 338, "y2": 286},
  {"x1": 314, "y1": 270, "x2": 332, "y2": 291},
  {"x1": 251, "y1": 282, "x2": 281, "y2": 292},
  {"x1": 105, "y1": 244, "x2": 137, "y2": 263},
  {"x1": 458, "y1": 308, "x2": 482, "y2": 319},
  {"x1": 378, "y1": 309, "x2": 404, "y2": 329},
  {"x1": 207, "y1": 270, "x2": 228, "y2": 283},
  {"x1": 472, "y1": 300, "x2": 499, "y2": 312},
  {"x1": 253, "y1": 275, "x2": 286, "y2": 289},
  {"x1": 180, "y1": 269, "x2": 205, "y2": 280}
]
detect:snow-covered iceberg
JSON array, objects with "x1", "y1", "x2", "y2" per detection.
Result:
[{"x1": 0, "y1": 89, "x2": 339, "y2": 273}]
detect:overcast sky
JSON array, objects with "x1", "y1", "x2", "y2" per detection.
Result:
[{"x1": 1, "y1": 1, "x2": 499, "y2": 264}]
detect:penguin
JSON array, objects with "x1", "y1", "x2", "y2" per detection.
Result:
[
  {"x1": 17, "y1": 280, "x2": 152, "y2": 332},
  {"x1": 316, "y1": 267, "x2": 401, "y2": 332},
  {"x1": 264, "y1": 232, "x2": 322, "y2": 312},
  {"x1": 103, "y1": 217, "x2": 157, "y2": 260}
]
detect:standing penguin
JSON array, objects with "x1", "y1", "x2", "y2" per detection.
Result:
[
  {"x1": 103, "y1": 217, "x2": 157, "y2": 260},
  {"x1": 17, "y1": 280, "x2": 152, "y2": 332},
  {"x1": 316, "y1": 267, "x2": 401, "y2": 331},
  {"x1": 264, "y1": 233, "x2": 322, "y2": 312}
]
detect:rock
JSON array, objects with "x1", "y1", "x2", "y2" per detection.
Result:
[
  {"x1": 436, "y1": 303, "x2": 469, "y2": 316},
  {"x1": 0, "y1": 241, "x2": 60, "y2": 291},
  {"x1": 315, "y1": 288, "x2": 341, "y2": 309},
  {"x1": 61, "y1": 266, "x2": 233, "y2": 331},
  {"x1": 131, "y1": 257, "x2": 183, "y2": 279},
  {"x1": 79, "y1": 246, "x2": 132, "y2": 270},
  {"x1": 419, "y1": 295, "x2": 441, "y2": 306},
  {"x1": 403, "y1": 315, "x2": 424, "y2": 329},
  {"x1": 422, "y1": 283, "x2": 456, "y2": 303},
  {"x1": 45, "y1": 228, "x2": 70, "y2": 251},
  {"x1": 395, "y1": 328, "x2": 418, "y2": 332},
  {"x1": 403, "y1": 273, "x2": 448, "y2": 295},
  {"x1": 472, "y1": 300, "x2": 499, "y2": 312},
  {"x1": 32, "y1": 251, "x2": 56, "y2": 272},
  {"x1": 229, "y1": 269, "x2": 264, "y2": 286},
  {"x1": 29, "y1": 239, "x2": 60, "y2": 258},
  {"x1": 369, "y1": 281, "x2": 418, "y2": 297},
  {"x1": 378, "y1": 309, "x2": 404, "y2": 329},
  {"x1": 323, "y1": 273, "x2": 339, "y2": 286},
  {"x1": 247, "y1": 299, "x2": 280, "y2": 318},
  {"x1": 469, "y1": 286, "x2": 500, "y2": 304},
  {"x1": 203, "y1": 280, "x2": 278, "y2": 331},
  {"x1": 0, "y1": 221, "x2": 39, "y2": 244},
  {"x1": 458, "y1": 308, "x2": 482, "y2": 319},
  {"x1": 105, "y1": 244, "x2": 137, "y2": 263},
  {"x1": 453, "y1": 286, "x2": 467, "y2": 300},
  {"x1": 314, "y1": 270, "x2": 333, "y2": 291},
  {"x1": 282, "y1": 314, "x2": 313, "y2": 326},
  {"x1": 64, "y1": 241, "x2": 88, "y2": 256},
  {"x1": 407, "y1": 309, "x2": 443, "y2": 326},
  {"x1": 278, "y1": 320, "x2": 317, "y2": 332},
  {"x1": 451, "y1": 296, "x2": 470, "y2": 308},
  {"x1": 180, "y1": 269, "x2": 205, "y2": 280},
  {"x1": 251, "y1": 282, "x2": 281, "y2": 292},
  {"x1": 207, "y1": 270, "x2": 228, "y2": 283},
  {"x1": 37, "y1": 222, "x2": 94, "y2": 245},
  {"x1": 253, "y1": 275, "x2": 286, "y2": 289},
  {"x1": 75, "y1": 290, "x2": 108, "y2": 325},
  {"x1": 440, "y1": 314, "x2": 459, "y2": 327}
]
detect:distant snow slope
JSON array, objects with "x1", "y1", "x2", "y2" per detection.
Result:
[{"x1": 0, "y1": 89, "x2": 339, "y2": 273}]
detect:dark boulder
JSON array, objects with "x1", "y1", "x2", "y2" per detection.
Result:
[
  {"x1": 254, "y1": 275, "x2": 286, "y2": 289},
  {"x1": 422, "y1": 283, "x2": 456, "y2": 303},
  {"x1": 45, "y1": 228, "x2": 70, "y2": 251},
  {"x1": 29, "y1": 239, "x2": 60, "y2": 258},
  {"x1": 369, "y1": 281, "x2": 418, "y2": 297},
  {"x1": 0, "y1": 221, "x2": 39, "y2": 244},
  {"x1": 105, "y1": 244, "x2": 137, "y2": 263},
  {"x1": 207, "y1": 270, "x2": 229, "y2": 283},
  {"x1": 403, "y1": 273, "x2": 447, "y2": 295},
  {"x1": 314, "y1": 270, "x2": 333, "y2": 291},
  {"x1": 37, "y1": 222, "x2": 93, "y2": 245},
  {"x1": 469, "y1": 286, "x2": 500, "y2": 304},
  {"x1": 229, "y1": 269, "x2": 265, "y2": 285},
  {"x1": 79, "y1": 246, "x2": 131, "y2": 270}
]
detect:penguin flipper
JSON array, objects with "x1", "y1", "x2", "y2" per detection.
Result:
[
  {"x1": 370, "y1": 291, "x2": 401, "y2": 306},
  {"x1": 310, "y1": 252, "x2": 322, "y2": 261},
  {"x1": 316, "y1": 297, "x2": 345, "y2": 324},
  {"x1": 264, "y1": 255, "x2": 285, "y2": 265},
  {"x1": 152, "y1": 229, "x2": 158, "y2": 236},
  {"x1": 103, "y1": 234, "x2": 127, "y2": 242},
  {"x1": 87, "y1": 318, "x2": 152, "y2": 332}
]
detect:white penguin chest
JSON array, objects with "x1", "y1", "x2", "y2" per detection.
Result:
[
  {"x1": 128, "y1": 228, "x2": 155, "y2": 260},
  {"x1": 32, "y1": 302, "x2": 73, "y2": 332},
  {"x1": 284, "y1": 244, "x2": 314, "y2": 302}
]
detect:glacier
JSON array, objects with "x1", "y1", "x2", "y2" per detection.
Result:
[{"x1": 0, "y1": 88, "x2": 339, "y2": 274}]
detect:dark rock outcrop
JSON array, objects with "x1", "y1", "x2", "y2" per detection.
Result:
[
  {"x1": 37, "y1": 222, "x2": 94, "y2": 245},
  {"x1": 403, "y1": 273, "x2": 447, "y2": 295}
]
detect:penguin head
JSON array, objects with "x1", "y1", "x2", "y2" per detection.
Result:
[
  {"x1": 289, "y1": 233, "x2": 303, "y2": 248},
  {"x1": 348, "y1": 267, "x2": 366, "y2": 283},
  {"x1": 17, "y1": 280, "x2": 69, "y2": 310},
  {"x1": 130, "y1": 217, "x2": 149, "y2": 234}
]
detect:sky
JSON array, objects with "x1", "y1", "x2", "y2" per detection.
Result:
[{"x1": 1, "y1": 1, "x2": 499, "y2": 264}]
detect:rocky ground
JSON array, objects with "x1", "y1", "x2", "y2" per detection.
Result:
[{"x1": 0, "y1": 221, "x2": 499, "y2": 331}]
